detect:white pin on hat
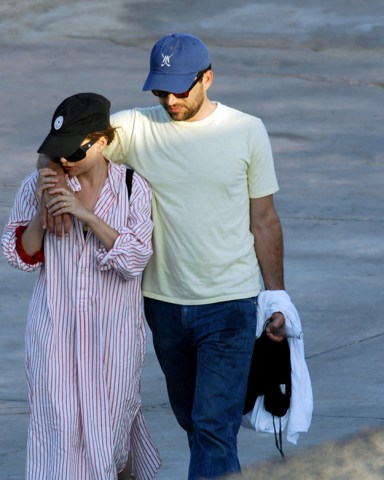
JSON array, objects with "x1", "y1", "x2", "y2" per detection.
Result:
[{"x1": 54, "y1": 116, "x2": 64, "y2": 130}]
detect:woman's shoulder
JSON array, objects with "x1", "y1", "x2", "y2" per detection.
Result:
[
  {"x1": 109, "y1": 161, "x2": 126, "y2": 174},
  {"x1": 107, "y1": 161, "x2": 137, "y2": 189},
  {"x1": 107, "y1": 162, "x2": 150, "y2": 204}
]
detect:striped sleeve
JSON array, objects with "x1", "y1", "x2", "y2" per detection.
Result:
[
  {"x1": 95, "y1": 172, "x2": 153, "y2": 279},
  {"x1": 1, "y1": 172, "x2": 43, "y2": 272}
]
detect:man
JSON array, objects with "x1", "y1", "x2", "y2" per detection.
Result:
[{"x1": 41, "y1": 33, "x2": 286, "y2": 480}]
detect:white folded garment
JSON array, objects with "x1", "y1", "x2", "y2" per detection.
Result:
[{"x1": 242, "y1": 290, "x2": 313, "y2": 445}]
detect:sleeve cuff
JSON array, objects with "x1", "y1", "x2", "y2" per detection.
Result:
[{"x1": 15, "y1": 225, "x2": 45, "y2": 265}]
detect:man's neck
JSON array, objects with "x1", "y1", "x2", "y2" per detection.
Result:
[{"x1": 187, "y1": 99, "x2": 217, "y2": 122}]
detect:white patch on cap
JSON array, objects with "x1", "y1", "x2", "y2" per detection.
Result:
[
  {"x1": 54, "y1": 116, "x2": 64, "y2": 130},
  {"x1": 161, "y1": 53, "x2": 173, "y2": 67}
]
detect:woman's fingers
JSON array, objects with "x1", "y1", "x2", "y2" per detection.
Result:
[
  {"x1": 47, "y1": 199, "x2": 70, "y2": 214},
  {"x1": 37, "y1": 169, "x2": 59, "y2": 198},
  {"x1": 46, "y1": 191, "x2": 74, "y2": 214}
]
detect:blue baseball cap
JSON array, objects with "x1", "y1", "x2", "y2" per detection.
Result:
[{"x1": 143, "y1": 33, "x2": 211, "y2": 93}]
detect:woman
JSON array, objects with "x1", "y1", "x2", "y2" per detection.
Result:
[{"x1": 1, "y1": 93, "x2": 160, "y2": 479}]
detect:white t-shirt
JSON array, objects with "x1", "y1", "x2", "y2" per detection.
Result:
[{"x1": 105, "y1": 103, "x2": 279, "y2": 305}]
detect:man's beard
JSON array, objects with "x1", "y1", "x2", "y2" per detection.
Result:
[{"x1": 162, "y1": 90, "x2": 205, "y2": 121}]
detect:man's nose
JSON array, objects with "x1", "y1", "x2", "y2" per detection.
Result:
[{"x1": 164, "y1": 93, "x2": 178, "y2": 105}]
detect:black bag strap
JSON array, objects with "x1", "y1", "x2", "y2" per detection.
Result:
[
  {"x1": 125, "y1": 168, "x2": 134, "y2": 199},
  {"x1": 273, "y1": 416, "x2": 285, "y2": 459}
]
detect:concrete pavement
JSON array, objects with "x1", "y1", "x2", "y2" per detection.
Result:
[{"x1": 0, "y1": 1, "x2": 383, "y2": 478}]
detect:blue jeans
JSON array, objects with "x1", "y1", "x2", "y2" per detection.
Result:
[{"x1": 144, "y1": 297, "x2": 257, "y2": 480}]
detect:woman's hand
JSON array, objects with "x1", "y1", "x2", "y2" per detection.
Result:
[
  {"x1": 17, "y1": 168, "x2": 58, "y2": 256},
  {"x1": 37, "y1": 162, "x2": 72, "y2": 237},
  {"x1": 36, "y1": 168, "x2": 59, "y2": 203},
  {"x1": 47, "y1": 187, "x2": 119, "y2": 250},
  {"x1": 46, "y1": 188, "x2": 93, "y2": 224}
]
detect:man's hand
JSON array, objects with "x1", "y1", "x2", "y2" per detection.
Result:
[
  {"x1": 43, "y1": 191, "x2": 72, "y2": 238},
  {"x1": 36, "y1": 168, "x2": 59, "y2": 202},
  {"x1": 264, "y1": 311, "x2": 286, "y2": 343},
  {"x1": 38, "y1": 154, "x2": 71, "y2": 238}
]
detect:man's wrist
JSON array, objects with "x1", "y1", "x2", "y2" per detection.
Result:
[{"x1": 37, "y1": 153, "x2": 63, "y2": 170}]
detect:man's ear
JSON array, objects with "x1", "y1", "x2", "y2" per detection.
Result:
[{"x1": 203, "y1": 69, "x2": 214, "y2": 90}]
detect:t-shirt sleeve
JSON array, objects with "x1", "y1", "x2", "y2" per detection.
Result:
[
  {"x1": 104, "y1": 109, "x2": 136, "y2": 165},
  {"x1": 247, "y1": 119, "x2": 279, "y2": 199}
]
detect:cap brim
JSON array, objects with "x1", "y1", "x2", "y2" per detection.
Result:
[
  {"x1": 37, "y1": 133, "x2": 87, "y2": 157},
  {"x1": 143, "y1": 72, "x2": 196, "y2": 93}
]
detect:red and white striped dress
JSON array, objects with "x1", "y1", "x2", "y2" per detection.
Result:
[{"x1": 2, "y1": 162, "x2": 161, "y2": 480}]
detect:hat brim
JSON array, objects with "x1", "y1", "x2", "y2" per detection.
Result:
[
  {"x1": 143, "y1": 72, "x2": 197, "y2": 93},
  {"x1": 37, "y1": 133, "x2": 87, "y2": 158}
]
